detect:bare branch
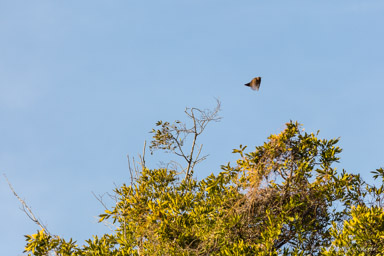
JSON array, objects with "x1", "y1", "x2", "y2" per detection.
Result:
[
  {"x1": 127, "y1": 154, "x2": 134, "y2": 186},
  {"x1": 94, "y1": 216, "x2": 118, "y2": 231},
  {"x1": 3, "y1": 174, "x2": 50, "y2": 234},
  {"x1": 150, "y1": 99, "x2": 222, "y2": 181},
  {"x1": 139, "y1": 140, "x2": 147, "y2": 169},
  {"x1": 193, "y1": 144, "x2": 204, "y2": 166},
  {"x1": 185, "y1": 114, "x2": 198, "y2": 179},
  {"x1": 91, "y1": 191, "x2": 109, "y2": 211},
  {"x1": 172, "y1": 135, "x2": 190, "y2": 163}
]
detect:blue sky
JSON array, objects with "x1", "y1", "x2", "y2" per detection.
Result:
[{"x1": 1, "y1": 1, "x2": 384, "y2": 254}]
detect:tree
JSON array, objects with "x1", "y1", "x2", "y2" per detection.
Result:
[
  {"x1": 14, "y1": 103, "x2": 384, "y2": 255},
  {"x1": 323, "y1": 168, "x2": 384, "y2": 256}
]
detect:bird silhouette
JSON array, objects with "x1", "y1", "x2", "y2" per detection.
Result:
[{"x1": 244, "y1": 77, "x2": 261, "y2": 91}]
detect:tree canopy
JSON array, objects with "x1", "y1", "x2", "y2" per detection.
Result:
[{"x1": 20, "y1": 105, "x2": 384, "y2": 255}]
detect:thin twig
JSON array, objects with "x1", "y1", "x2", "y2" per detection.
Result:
[
  {"x1": 185, "y1": 110, "x2": 198, "y2": 180},
  {"x1": 91, "y1": 192, "x2": 109, "y2": 211},
  {"x1": 95, "y1": 216, "x2": 118, "y2": 231},
  {"x1": 127, "y1": 155, "x2": 134, "y2": 186},
  {"x1": 140, "y1": 140, "x2": 147, "y2": 169},
  {"x1": 3, "y1": 174, "x2": 50, "y2": 234}
]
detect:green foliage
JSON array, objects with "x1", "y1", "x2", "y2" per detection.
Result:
[
  {"x1": 24, "y1": 229, "x2": 79, "y2": 255},
  {"x1": 323, "y1": 167, "x2": 384, "y2": 256},
  {"x1": 23, "y1": 120, "x2": 384, "y2": 255},
  {"x1": 324, "y1": 205, "x2": 384, "y2": 256}
]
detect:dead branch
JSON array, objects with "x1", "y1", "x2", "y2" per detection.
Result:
[
  {"x1": 150, "y1": 99, "x2": 221, "y2": 181},
  {"x1": 3, "y1": 174, "x2": 50, "y2": 235}
]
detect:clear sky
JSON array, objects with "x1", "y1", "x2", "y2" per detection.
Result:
[{"x1": 1, "y1": 1, "x2": 383, "y2": 254}]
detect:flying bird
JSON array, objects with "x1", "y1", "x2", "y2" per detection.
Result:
[{"x1": 244, "y1": 77, "x2": 261, "y2": 91}]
